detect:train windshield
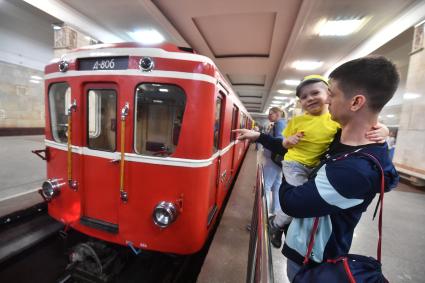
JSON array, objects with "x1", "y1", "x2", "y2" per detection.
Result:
[
  {"x1": 134, "y1": 84, "x2": 186, "y2": 157},
  {"x1": 48, "y1": 82, "x2": 71, "y2": 143}
]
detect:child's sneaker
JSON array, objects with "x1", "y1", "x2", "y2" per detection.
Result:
[{"x1": 268, "y1": 216, "x2": 284, "y2": 248}]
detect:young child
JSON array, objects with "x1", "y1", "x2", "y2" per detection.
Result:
[
  {"x1": 281, "y1": 75, "x2": 339, "y2": 187},
  {"x1": 270, "y1": 74, "x2": 388, "y2": 247}
]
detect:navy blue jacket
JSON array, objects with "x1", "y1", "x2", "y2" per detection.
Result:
[{"x1": 257, "y1": 132, "x2": 399, "y2": 265}]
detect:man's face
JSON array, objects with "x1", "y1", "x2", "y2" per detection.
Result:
[
  {"x1": 298, "y1": 82, "x2": 329, "y2": 115},
  {"x1": 268, "y1": 111, "x2": 279, "y2": 122},
  {"x1": 327, "y1": 79, "x2": 351, "y2": 124}
]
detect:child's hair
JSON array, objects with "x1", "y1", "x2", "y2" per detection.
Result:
[
  {"x1": 269, "y1": 107, "x2": 284, "y2": 117},
  {"x1": 296, "y1": 75, "x2": 329, "y2": 97},
  {"x1": 329, "y1": 56, "x2": 399, "y2": 112}
]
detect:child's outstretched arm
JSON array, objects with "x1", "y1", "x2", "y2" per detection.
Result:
[{"x1": 365, "y1": 122, "x2": 389, "y2": 143}]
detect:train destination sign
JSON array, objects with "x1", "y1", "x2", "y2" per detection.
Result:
[{"x1": 78, "y1": 56, "x2": 129, "y2": 71}]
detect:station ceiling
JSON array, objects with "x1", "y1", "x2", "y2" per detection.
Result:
[{"x1": 19, "y1": 0, "x2": 425, "y2": 123}]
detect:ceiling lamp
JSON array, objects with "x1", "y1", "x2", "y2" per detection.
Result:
[
  {"x1": 274, "y1": 96, "x2": 289, "y2": 100},
  {"x1": 277, "y1": 89, "x2": 293, "y2": 94},
  {"x1": 403, "y1": 92, "x2": 421, "y2": 100},
  {"x1": 283, "y1": 79, "x2": 301, "y2": 86},
  {"x1": 128, "y1": 29, "x2": 164, "y2": 44},
  {"x1": 316, "y1": 18, "x2": 367, "y2": 36},
  {"x1": 292, "y1": 60, "x2": 323, "y2": 70}
]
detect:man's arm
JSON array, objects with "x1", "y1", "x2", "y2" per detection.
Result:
[
  {"x1": 280, "y1": 162, "x2": 376, "y2": 218},
  {"x1": 257, "y1": 133, "x2": 286, "y2": 155}
]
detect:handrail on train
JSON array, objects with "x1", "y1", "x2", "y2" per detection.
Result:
[{"x1": 246, "y1": 164, "x2": 274, "y2": 283}]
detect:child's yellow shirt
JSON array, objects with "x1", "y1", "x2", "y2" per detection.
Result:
[{"x1": 283, "y1": 112, "x2": 340, "y2": 167}]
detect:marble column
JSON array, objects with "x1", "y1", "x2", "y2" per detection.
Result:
[
  {"x1": 53, "y1": 25, "x2": 98, "y2": 58},
  {"x1": 393, "y1": 22, "x2": 425, "y2": 186}
]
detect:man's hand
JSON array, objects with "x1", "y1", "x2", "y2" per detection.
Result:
[
  {"x1": 365, "y1": 123, "x2": 389, "y2": 143},
  {"x1": 282, "y1": 132, "x2": 304, "y2": 149},
  {"x1": 232, "y1": 129, "x2": 260, "y2": 142}
]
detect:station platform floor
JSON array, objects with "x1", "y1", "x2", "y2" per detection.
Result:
[
  {"x1": 1, "y1": 136, "x2": 425, "y2": 282},
  {"x1": 199, "y1": 145, "x2": 425, "y2": 283},
  {"x1": 0, "y1": 135, "x2": 45, "y2": 217}
]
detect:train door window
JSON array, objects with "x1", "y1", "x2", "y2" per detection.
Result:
[
  {"x1": 48, "y1": 82, "x2": 71, "y2": 143},
  {"x1": 213, "y1": 94, "x2": 224, "y2": 153},
  {"x1": 134, "y1": 83, "x2": 186, "y2": 157},
  {"x1": 87, "y1": 89, "x2": 117, "y2": 151},
  {"x1": 240, "y1": 113, "x2": 245, "y2": 129},
  {"x1": 230, "y1": 106, "x2": 238, "y2": 141}
]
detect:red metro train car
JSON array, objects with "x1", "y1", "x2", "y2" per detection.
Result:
[{"x1": 40, "y1": 42, "x2": 252, "y2": 254}]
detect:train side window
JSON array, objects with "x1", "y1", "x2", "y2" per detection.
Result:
[
  {"x1": 213, "y1": 95, "x2": 224, "y2": 153},
  {"x1": 134, "y1": 83, "x2": 186, "y2": 157},
  {"x1": 87, "y1": 89, "x2": 117, "y2": 152},
  {"x1": 48, "y1": 82, "x2": 71, "y2": 143},
  {"x1": 230, "y1": 106, "x2": 238, "y2": 141},
  {"x1": 240, "y1": 113, "x2": 245, "y2": 129}
]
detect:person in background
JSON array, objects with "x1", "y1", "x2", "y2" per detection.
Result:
[
  {"x1": 263, "y1": 107, "x2": 286, "y2": 216},
  {"x1": 234, "y1": 55, "x2": 400, "y2": 281},
  {"x1": 387, "y1": 131, "x2": 396, "y2": 160}
]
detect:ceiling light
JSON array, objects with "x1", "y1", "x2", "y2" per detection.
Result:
[
  {"x1": 270, "y1": 104, "x2": 280, "y2": 107},
  {"x1": 316, "y1": 18, "x2": 366, "y2": 37},
  {"x1": 277, "y1": 89, "x2": 293, "y2": 95},
  {"x1": 30, "y1": 75, "x2": 43, "y2": 80},
  {"x1": 274, "y1": 96, "x2": 289, "y2": 100},
  {"x1": 386, "y1": 114, "x2": 395, "y2": 118},
  {"x1": 272, "y1": 100, "x2": 283, "y2": 104},
  {"x1": 403, "y1": 92, "x2": 421, "y2": 100},
  {"x1": 29, "y1": 80, "x2": 40, "y2": 84},
  {"x1": 283, "y1": 79, "x2": 301, "y2": 86},
  {"x1": 292, "y1": 60, "x2": 323, "y2": 70},
  {"x1": 128, "y1": 29, "x2": 164, "y2": 44},
  {"x1": 52, "y1": 24, "x2": 62, "y2": 30}
]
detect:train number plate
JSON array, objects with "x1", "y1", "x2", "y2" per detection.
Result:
[{"x1": 78, "y1": 56, "x2": 129, "y2": 71}]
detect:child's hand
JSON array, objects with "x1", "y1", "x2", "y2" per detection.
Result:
[
  {"x1": 283, "y1": 132, "x2": 304, "y2": 148},
  {"x1": 365, "y1": 123, "x2": 389, "y2": 143},
  {"x1": 232, "y1": 129, "x2": 260, "y2": 141}
]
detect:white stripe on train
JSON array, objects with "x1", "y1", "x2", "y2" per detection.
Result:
[
  {"x1": 44, "y1": 139, "x2": 239, "y2": 168},
  {"x1": 45, "y1": 69, "x2": 217, "y2": 85},
  {"x1": 49, "y1": 47, "x2": 216, "y2": 66}
]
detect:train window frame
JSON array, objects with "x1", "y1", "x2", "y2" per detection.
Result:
[
  {"x1": 230, "y1": 106, "x2": 238, "y2": 141},
  {"x1": 133, "y1": 83, "x2": 186, "y2": 157},
  {"x1": 48, "y1": 82, "x2": 71, "y2": 143},
  {"x1": 86, "y1": 88, "x2": 118, "y2": 152},
  {"x1": 213, "y1": 93, "x2": 225, "y2": 153},
  {"x1": 87, "y1": 90, "x2": 102, "y2": 138}
]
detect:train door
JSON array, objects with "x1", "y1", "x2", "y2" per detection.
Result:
[
  {"x1": 81, "y1": 83, "x2": 120, "y2": 229},
  {"x1": 209, "y1": 94, "x2": 224, "y2": 224}
]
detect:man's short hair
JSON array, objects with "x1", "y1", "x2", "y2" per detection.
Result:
[
  {"x1": 329, "y1": 56, "x2": 400, "y2": 112},
  {"x1": 269, "y1": 107, "x2": 284, "y2": 117}
]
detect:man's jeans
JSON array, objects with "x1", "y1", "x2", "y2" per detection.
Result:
[{"x1": 287, "y1": 258, "x2": 302, "y2": 282}]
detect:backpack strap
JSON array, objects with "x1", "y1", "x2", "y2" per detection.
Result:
[{"x1": 302, "y1": 151, "x2": 385, "y2": 264}]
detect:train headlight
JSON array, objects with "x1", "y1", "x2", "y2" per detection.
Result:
[
  {"x1": 58, "y1": 60, "x2": 69, "y2": 72},
  {"x1": 139, "y1": 57, "x2": 154, "y2": 72},
  {"x1": 40, "y1": 179, "x2": 64, "y2": 201},
  {"x1": 152, "y1": 201, "x2": 179, "y2": 228}
]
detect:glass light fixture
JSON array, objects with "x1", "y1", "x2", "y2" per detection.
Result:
[
  {"x1": 316, "y1": 18, "x2": 367, "y2": 37},
  {"x1": 292, "y1": 60, "x2": 323, "y2": 70},
  {"x1": 283, "y1": 79, "x2": 301, "y2": 86}
]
